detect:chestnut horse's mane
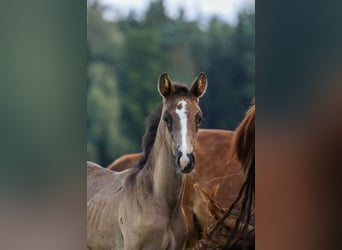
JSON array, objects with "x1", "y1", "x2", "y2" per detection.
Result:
[
  {"x1": 137, "y1": 83, "x2": 192, "y2": 169},
  {"x1": 202, "y1": 103, "x2": 255, "y2": 250},
  {"x1": 232, "y1": 105, "x2": 255, "y2": 174}
]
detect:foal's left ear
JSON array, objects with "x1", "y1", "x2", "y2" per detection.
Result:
[
  {"x1": 158, "y1": 72, "x2": 173, "y2": 98},
  {"x1": 190, "y1": 72, "x2": 207, "y2": 98}
]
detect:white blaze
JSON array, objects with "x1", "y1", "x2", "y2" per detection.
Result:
[{"x1": 176, "y1": 100, "x2": 190, "y2": 168}]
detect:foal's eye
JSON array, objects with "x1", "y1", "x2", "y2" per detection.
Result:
[
  {"x1": 196, "y1": 114, "x2": 203, "y2": 125},
  {"x1": 163, "y1": 113, "x2": 172, "y2": 129},
  {"x1": 164, "y1": 115, "x2": 170, "y2": 124}
]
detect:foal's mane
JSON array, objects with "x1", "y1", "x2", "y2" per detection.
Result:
[
  {"x1": 137, "y1": 103, "x2": 162, "y2": 168},
  {"x1": 203, "y1": 103, "x2": 255, "y2": 250},
  {"x1": 137, "y1": 83, "x2": 192, "y2": 168}
]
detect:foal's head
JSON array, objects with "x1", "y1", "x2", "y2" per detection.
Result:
[{"x1": 158, "y1": 72, "x2": 207, "y2": 174}]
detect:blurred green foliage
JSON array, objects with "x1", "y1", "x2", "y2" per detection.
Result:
[{"x1": 87, "y1": 0, "x2": 255, "y2": 166}]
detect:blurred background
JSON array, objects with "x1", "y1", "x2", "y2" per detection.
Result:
[{"x1": 87, "y1": 0, "x2": 255, "y2": 166}]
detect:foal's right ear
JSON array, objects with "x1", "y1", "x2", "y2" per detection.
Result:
[
  {"x1": 191, "y1": 72, "x2": 207, "y2": 98},
  {"x1": 158, "y1": 73, "x2": 172, "y2": 97}
]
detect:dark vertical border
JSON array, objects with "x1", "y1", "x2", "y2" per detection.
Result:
[
  {"x1": 257, "y1": 0, "x2": 342, "y2": 249},
  {"x1": 0, "y1": 0, "x2": 86, "y2": 249}
]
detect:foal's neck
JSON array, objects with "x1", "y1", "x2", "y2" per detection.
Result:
[{"x1": 145, "y1": 124, "x2": 185, "y2": 211}]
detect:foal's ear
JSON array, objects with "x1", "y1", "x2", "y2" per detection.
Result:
[
  {"x1": 191, "y1": 72, "x2": 207, "y2": 98},
  {"x1": 158, "y1": 73, "x2": 172, "y2": 97}
]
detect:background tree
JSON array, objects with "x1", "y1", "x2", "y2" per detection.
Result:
[
  {"x1": 87, "y1": 2, "x2": 133, "y2": 164},
  {"x1": 87, "y1": 0, "x2": 255, "y2": 166}
]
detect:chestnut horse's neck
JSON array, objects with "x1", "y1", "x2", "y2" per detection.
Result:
[{"x1": 141, "y1": 121, "x2": 185, "y2": 214}]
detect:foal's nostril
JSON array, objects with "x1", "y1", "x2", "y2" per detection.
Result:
[
  {"x1": 187, "y1": 153, "x2": 195, "y2": 165},
  {"x1": 176, "y1": 150, "x2": 182, "y2": 164},
  {"x1": 176, "y1": 150, "x2": 182, "y2": 159}
]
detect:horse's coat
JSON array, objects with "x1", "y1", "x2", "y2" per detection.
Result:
[
  {"x1": 87, "y1": 73, "x2": 207, "y2": 250},
  {"x1": 198, "y1": 103, "x2": 255, "y2": 250}
]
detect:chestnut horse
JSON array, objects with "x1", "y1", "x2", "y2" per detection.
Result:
[
  {"x1": 198, "y1": 104, "x2": 255, "y2": 250},
  {"x1": 108, "y1": 129, "x2": 243, "y2": 247},
  {"x1": 87, "y1": 73, "x2": 207, "y2": 250}
]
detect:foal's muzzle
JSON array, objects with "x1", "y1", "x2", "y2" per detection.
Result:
[{"x1": 176, "y1": 151, "x2": 195, "y2": 174}]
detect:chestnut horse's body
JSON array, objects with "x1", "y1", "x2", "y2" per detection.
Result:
[
  {"x1": 198, "y1": 104, "x2": 255, "y2": 250},
  {"x1": 87, "y1": 73, "x2": 207, "y2": 250},
  {"x1": 108, "y1": 129, "x2": 244, "y2": 247}
]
